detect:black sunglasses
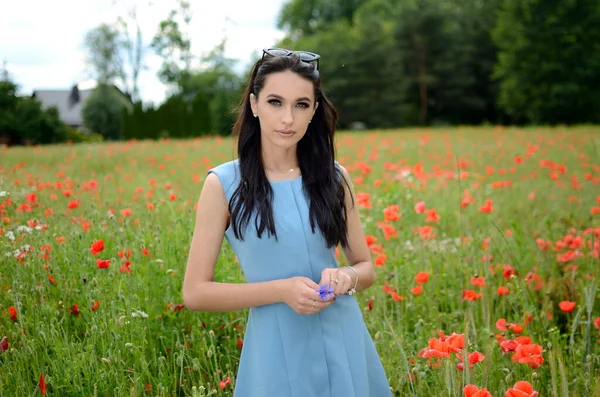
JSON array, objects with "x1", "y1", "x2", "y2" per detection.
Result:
[{"x1": 261, "y1": 47, "x2": 321, "y2": 70}]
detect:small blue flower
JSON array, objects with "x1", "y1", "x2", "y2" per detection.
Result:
[{"x1": 316, "y1": 284, "x2": 335, "y2": 301}]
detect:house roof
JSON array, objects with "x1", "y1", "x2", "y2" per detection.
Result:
[{"x1": 32, "y1": 88, "x2": 94, "y2": 126}]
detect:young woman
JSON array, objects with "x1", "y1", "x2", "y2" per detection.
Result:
[{"x1": 183, "y1": 47, "x2": 392, "y2": 396}]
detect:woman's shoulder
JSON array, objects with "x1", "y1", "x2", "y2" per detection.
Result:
[
  {"x1": 208, "y1": 158, "x2": 239, "y2": 174},
  {"x1": 206, "y1": 158, "x2": 241, "y2": 195}
]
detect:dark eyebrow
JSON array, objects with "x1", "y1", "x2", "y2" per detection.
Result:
[{"x1": 265, "y1": 93, "x2": 312, "y2": 103}]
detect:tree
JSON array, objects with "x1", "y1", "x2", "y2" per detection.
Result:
[
  {"x1": 185, "y1": 39, "x2": 244, "y2": 134},
  {"x1": 393, "y1": 0, "x2": 453, "y2": 125},
  {"x1": 277, "y1": 0, "x2": 368, "y2": 40},
  {"x1": 82, "y1": 85, "x2": 130, "y2": 140},
  {"x1": 150, "y1": 0, "x2": 194, "y2": 89},
  {"x1": 83, "y1": 23, "x2": 126, "y2": 88},
  {"x1": 0, "y1": 63, "x2": 68, "y2": 145},
  {"x1": 114, "y1": 1, "x2": 148, "y2": 103},
  {"x1": 0, "y1": 62, "x2": 18, "y2": 142},
  {"x1": 492, "y1": 0, "x2": 600, "y2": 124}
]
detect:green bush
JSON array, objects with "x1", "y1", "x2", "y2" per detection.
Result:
[{"x1": 65, "y1": 128, "x2": 104, "y2": 143}]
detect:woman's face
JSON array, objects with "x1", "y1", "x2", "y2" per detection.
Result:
[{"x1": 250, "y1": 70, "x2": 319, "y2": 150}]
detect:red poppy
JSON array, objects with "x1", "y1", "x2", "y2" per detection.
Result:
[
  {"x1": 558, "y1": 301, "x2": 576, "y2": 313},
  {"x1": 497, "y1": 286, "x2": 510, "y2": 296},
  {"x1": 38, "y1": 374, "x2": 47, "y2": 395},
  {"x1": 471, "y1": 276, "x2": 486, "y2": 287},
  {"x1": 505, "y1": 381, "x2": 539, "y2": 397},
  {"x1": 374, "y1": 254, "x2": 386, "y2": 266},
  {"x1": 90, "y1": 240, "x2": 104, "y2": 255},
  {"x1": 414, "y1": 201, "x2": 426, "y2": 214},
  {"x1": 383, "y1": 205, "x2": 401, "y2": 222},
  {"x1": 69, "y1": 304, "x2": 80, "y2": 316},
  {"x1": 511, "y1": 343, "x2": 544, "y2": 368},
  {"x1": 463, "y1": 384, "x2": 492, "y2": 397},
  {"x1": 462, "y1": 290, "x2": 482, "y2": 301},
  {"x1": 8, "y1": 307, "x2": 17, "y2": 321},
  {"x1": 219, "y1": 376, "x2": 231, "y2": 389},
  {"x1": 415, "y1": 272, "x2": 429, "y2": 284},
  {"x1": 411, "y1": 285, "x2": 423, "y2": 295},
  {"x1": 96, "y1": 259, "x2": 111, "y2": 269},
  {"x1": 456, "y1": 351, "x2": 485, "y2": 371}
]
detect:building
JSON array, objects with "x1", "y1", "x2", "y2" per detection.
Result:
[
  {"x1": 32, "y1": 83, "x2": 131, "y2": 131},
  {"x1": 31, "y1": 84, "x2": 94, "y2": 130}
]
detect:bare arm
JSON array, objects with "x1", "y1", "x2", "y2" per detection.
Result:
[
  {"x1": 337, "y1": 164, "x2": 377, "y2": 292},
  {"x1": 182, "y1": 172, "x2": 329, "y2": 313}
]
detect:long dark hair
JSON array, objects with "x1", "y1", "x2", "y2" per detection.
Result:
[{"x1": 228, "y1": 51, "x2": 352, "y2": 249}]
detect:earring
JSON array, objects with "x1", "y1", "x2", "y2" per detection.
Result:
[
  {"x1": 253, "y1": 114, "x2": 257, "y2": 118},
  {"x1": 309, "y1": 120, "x2": 311, "y2": 123}
]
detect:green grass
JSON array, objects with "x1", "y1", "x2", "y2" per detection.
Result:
[{"x1": 1, "y1": 125, "x2": 599, "y2": 396}]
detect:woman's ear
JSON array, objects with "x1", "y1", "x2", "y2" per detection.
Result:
[
  {"x1": 313, "y1": 101, "x2": 319, "y2": 118},
  {"x1": 250, "y1": 93, "x2": 258, "y2": 116}
]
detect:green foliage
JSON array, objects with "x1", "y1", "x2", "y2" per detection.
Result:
[
  {"x1": 150, "y1": 0, "x2": 193, "y2": 85},
  {"x1": 120, "y1": 92, "x2": 213, "y2": 140},
  {"x1": 82, "y1": 85, "x2": 130, "y2": 140},
  {"x1": 83, "y1": 23, "x2": 126, "y2": 87},
  {"x1": 0, "y1": 69, "x2": 70, "y2": 145},
  {"x1": 277, "y1": 0, "x2": 368, "y2": 39},
  {"x1": 65, "y1": 128, "x2": 104, "y2": 144},
  {"x1": 492, "y1": 0, "x2": 600, "y2": 124}
]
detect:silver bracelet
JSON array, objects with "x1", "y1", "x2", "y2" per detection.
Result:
[{"x1": 345, "y1": 265, "x2": 359, "y2": 295}]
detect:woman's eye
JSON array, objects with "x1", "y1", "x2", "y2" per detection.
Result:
[{"x1": 267, "y1": 99, "x2": 309, "y2": 108}]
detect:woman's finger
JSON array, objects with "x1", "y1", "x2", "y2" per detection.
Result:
[{"x1": 332, "y1": 270, "x2": 344, "y2": 296}]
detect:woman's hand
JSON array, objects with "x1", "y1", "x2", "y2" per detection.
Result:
[
  {"x1": 319, "y1": 267, "x2": 354, "y2": 296},
  {"x1": 281, "y1": 276, "x2": 335, "y2": 315}
]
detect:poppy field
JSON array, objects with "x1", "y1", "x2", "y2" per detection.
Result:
[{"x1": 1, "y1": 126, "x2": 599, "y2": 396}]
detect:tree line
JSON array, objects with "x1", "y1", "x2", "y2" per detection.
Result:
[{"x1": 2, "y1": 0, "x2": 599, "y2": 145}]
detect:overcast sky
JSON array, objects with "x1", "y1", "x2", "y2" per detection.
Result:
[{"x1": 0, "y1": 0, "x2": 287, "y2": 106}]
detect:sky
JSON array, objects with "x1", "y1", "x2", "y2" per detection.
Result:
[{"x1": 0, "y1": 0, "x2": 287, "y2": 106}]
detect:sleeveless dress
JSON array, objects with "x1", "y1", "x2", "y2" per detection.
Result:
[{"x1": 207, "y1": 159, "x2": 392, "y2": 397}]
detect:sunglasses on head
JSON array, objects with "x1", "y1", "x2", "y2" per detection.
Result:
[{"x1": 261, "y1": 47, "x2": 321, "y2": 70}]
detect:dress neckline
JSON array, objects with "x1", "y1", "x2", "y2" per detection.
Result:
[{"x1": 268, "y1": 175, "x2": 302, "y2": 184}]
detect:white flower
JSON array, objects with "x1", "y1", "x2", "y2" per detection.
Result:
[
  {"x1": 0, "y1": 191, "x2": 9, "y2": 197},
  {"x1": 131, "y1": 310, "x2": 148, "y2": 318},
  {"x1": 5, "y1": 231, "x2": 15, "y2": 241},
  {"x1": 399, "y1": 170, "x2": 411, "y2": 179},
  {"x1": 15, "y1": 226, "x2": 33, "y2": 234}
]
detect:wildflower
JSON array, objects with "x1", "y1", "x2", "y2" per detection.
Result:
[
  {"x1": 38, "y1": 374, "x2": 47, "y2": 395},
  {"x1": 497, "y1": 286, "x2": 510, "y2": 296},
  {"x1": 219, "y1": 376, "x2": 231, "y2": 389},
  {"x1": 411, "y1": 285, "x2": 423, "y2": 295},
  {"x1": 511, "y1": 343, "x2": 544, "y2": 368},
  {"x1": 316, "y1": 284, "x2": 335, "y2": 301},
  {"x1": 96, "y1": 259, "x2": 111, "y2": 269},
  {"x1": 505, "y1": 381, "x2": 538, "y2": 397},
  {"x1": 456, "y1": 351, "x2": 485, "y2": 371},
  {"x1": 8, "y1": 307, "x2": 17, "y2": 321},
  {"x1": 415, "y1": 271, "x2": 429, "y2": 284},
  {"x1": 463, "y1": 384, "x2": 492, "y2": 397},
  {"x1": 462, "y1": 290, "x2": 482, "y2": 301},
  {"x1": 558, "y1": 301, "x2": 576, "y2": 313},
  {"x1": 90, "y1": 240, "x2": 104, "y2": 255},
  {"x1": 414, "y1": 201, "x2": 426, "y2": 214},
  {"x1": 69, "y1": 304, "x2": 80, "y2": 316}
]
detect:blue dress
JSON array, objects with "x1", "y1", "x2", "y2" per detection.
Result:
[{"x1": 207, "y1": 159, "x2": 392, "y2": 397}]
